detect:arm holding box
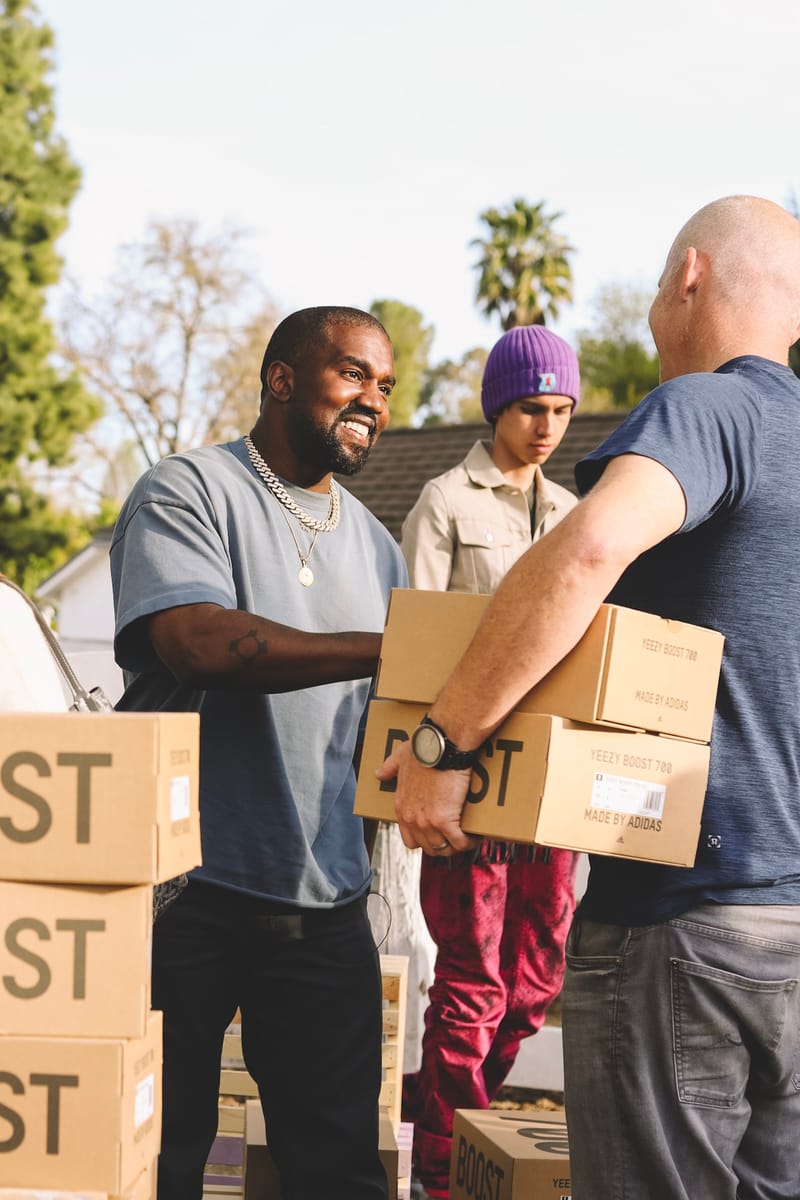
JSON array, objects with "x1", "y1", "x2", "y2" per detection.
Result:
[{"x1": 379, "y1": 453, "x2": 686, "y2": 851}]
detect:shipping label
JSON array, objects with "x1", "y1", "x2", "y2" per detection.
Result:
[
  {"x1": 134, "y1": 1073, "x2": 155, "y2": 1129},
  {"x1": 590, "y1": 772, "x2": 665, "y2": 819},
  {"x1": 169, "y1": 775, "x2": 191, "y2": 823}
]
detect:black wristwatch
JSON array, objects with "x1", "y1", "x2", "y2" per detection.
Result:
[{"x1": 410, "y1": 715, "x2": 482, "y2": 771}]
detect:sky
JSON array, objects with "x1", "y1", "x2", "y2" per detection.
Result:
[{"x1": 45, "y1": 0, "x2": 799, "y2": 365}]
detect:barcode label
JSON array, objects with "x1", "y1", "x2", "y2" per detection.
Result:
[
  {"x1": 135, "y1": 1072, "x2": 155, "y2": 1128},
  {"x1": 170, "y1": 775, "x2": 191, "y2": 822},
  {"x1": 643, "y1": 788, "x2": 663, "y2": 812},
  {"x1": 591, "y1": 772, "x2": 666, "y2": 819}
]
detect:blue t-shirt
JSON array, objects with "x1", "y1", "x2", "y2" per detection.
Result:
[
  {"x1": 575, "y1": 356, "x2": 800, "y2": 925},
  {"x1": 110, "y1": 438, "x2": 407, "y2": 908}
]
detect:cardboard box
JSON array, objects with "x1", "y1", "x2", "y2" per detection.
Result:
[
  {"x1": 217, "y1": 1101, "x2": 246, "y2": 1135},
  {"x1": 220, "y1": 1069, "x2": 258, "y2": 1099},
  {"x1": 0, "y1": 880, "x2": 151, "y2": 1037},
  {"x1": 0, "y1": 1160, "x2": 155, "y2": 1199},
  {"x1": 242, "y1": 1101, "x2": 397, "y2": 1200},
  {"x1": 379, "y1": 955, "x2": 408, "y2": 1132},
  {"x1": 377, "y1": 1112, "x2": 399, "y2": 1200},
  {"x1": 396, "y1": 1121, "x2": 413, "y2": 1184},
  {"x1": 377, "y1": 590, "x2": 724, "y2": 742},
  {"x1": 0, "y1": 1011, "x2": 162, "y2": 1193},
  {"x1": 355, "y1": 700, "x2": 710, "y2": 866},
  {"x1": 0, "y1": 713, "x2": 201, "y2": 884},
  {"x1": 204, "y1": 1132, "x2": 244, "y2": 1194},
  {"x1": 450, "y1": 1109, "x2": 570, "y2": 1200},
  {"x1": 221, "y1": 1031, "x2": 246, "y2": 1069},
  {"x1": 120, "y1": 1161, "x2": 156, "y2": 1200}
]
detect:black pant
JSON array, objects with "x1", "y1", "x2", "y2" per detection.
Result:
[{"x1": 152, "y1": 880, "x2": 388, "y2": 1200}]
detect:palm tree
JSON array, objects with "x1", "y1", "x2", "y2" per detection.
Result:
[{"x1": 472, "y1": 198, "x2": 574, "y2": 330}]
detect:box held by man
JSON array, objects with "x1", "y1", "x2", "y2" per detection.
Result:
[
  {"x1": 355, "y1": 700, "x2": 710, "y2": 867},
  {"x1": 376, "y1": 590, "x2": 724, "y2": 743}
]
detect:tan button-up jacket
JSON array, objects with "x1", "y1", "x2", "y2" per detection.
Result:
[{"x1": 401, "y1": 440, "x2": 577, "y2": 594}]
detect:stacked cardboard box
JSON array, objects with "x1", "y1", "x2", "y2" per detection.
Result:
[
  {"x1": 0, "y1": 1160, "x2": 157, "y2": 1200},
  {"x1": 449, "y1": 1108, "x2": 571, "y2": 1200},
  {"x1": 378, "y1": 955, "x2": 407, "y2": 1133},
  {"x1": 395, "y1": 1121, "x2": 414, "y2": 1200},
  {"x1": 203, "y1": 1014, "x2": 248, "y2": 1199},
  {"x1": 355, "y1": 589, "x2": 725, "y2": 867},
  {"x1": 230, "y1": 955, "x2": 410, "y2": 1200},
  {"x1": 0, "y1": 712, "x2": 201, "y2": 1196},
  {"x1": 378, "y1": 956, "x2": 412, "y2": 1200}
]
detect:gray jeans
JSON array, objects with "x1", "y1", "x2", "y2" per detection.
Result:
[{"x1": 562, "y1": 905, "x2": 800, "y2": 1200}]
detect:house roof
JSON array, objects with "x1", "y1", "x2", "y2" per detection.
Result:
[{"x1": 335, "y1": 412, "x2": 625, "y2": 541}]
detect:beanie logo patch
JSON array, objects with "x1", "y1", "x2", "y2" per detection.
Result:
[{"x1": 538, "y1": 371, "x2": 557, "y2": 392}]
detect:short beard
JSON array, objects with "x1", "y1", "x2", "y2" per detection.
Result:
[
  {"x1": 324, "y1": 425, "x2": 373, "y2": 475},
  {"x1": 288, "y1": 407, "x2": 376, "y2": 477}
]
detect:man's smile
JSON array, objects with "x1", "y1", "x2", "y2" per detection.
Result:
[{"x1": 338, "y1": 412, "x2": 376, "y2": 444}]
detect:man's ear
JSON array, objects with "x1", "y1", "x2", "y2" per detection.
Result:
[
  {"x1": 680, "y1": 246, "x2": 705, "y2": 298},
  {"x1": 265, "y1": 360, "x2": 294, "y2": 404}
]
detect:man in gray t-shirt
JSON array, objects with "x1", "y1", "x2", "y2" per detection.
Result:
[{"x1": 111, "y1": 307, "x2": 405, "y2": 1200}]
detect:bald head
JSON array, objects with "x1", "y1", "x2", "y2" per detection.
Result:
[
  {"x1": 664, "y1": 196, "x2": 800, "y2": 318},
  {"x1": 650, "y1": 196, "x2": 800, "y2": 378}
]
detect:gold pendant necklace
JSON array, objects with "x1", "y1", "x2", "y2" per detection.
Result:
[{"x1": 275, "y1": 501, "x2": 320, "y2": 586}]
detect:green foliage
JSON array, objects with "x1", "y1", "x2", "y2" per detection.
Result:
[
  {"x1": 0, "y1": 466, "x2": 87, "y2": 592},
  {"x1": 472, "y1": 198, "x2": 574, "y2": 331},
  {"x1": 369, "y1": 299, "x2": 434, "y2": 427},
  {"x1": 577, "y1": 283, "x2": 660, "y2": 410},
  {"x1": 578, "y1": 338, "x2": 660, "y2": 410},
  {"x1": 0, "y1": 0, "x2": 101, "y2": 584},
  {"x1": 419, "y1": 347, "x2": 488, "y2": 425}
]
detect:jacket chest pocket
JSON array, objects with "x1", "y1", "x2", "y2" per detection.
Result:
[{"x1": 452, "y1": 517, "x2": 524, "y2": 594}]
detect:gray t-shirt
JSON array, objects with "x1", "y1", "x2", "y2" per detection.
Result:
[{"x1": 110, "y1": 438, "x2": 407, "y2": 907}]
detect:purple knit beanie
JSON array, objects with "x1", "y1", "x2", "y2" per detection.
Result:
[{"x1": 481, "y1": 326, "x2": 581, "y2": 422}]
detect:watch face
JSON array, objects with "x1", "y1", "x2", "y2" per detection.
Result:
[{"x1": 412, "y1": 723, "x2": 444, "y2": 766}]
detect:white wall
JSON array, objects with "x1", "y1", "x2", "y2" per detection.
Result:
[{"x1": 51, "y1": 550, "x2": 116, "y2": 654}]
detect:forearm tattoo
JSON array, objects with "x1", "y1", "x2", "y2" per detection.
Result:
[{"x1": 229, "y1": 629, "x2": 268, "y2": 667}]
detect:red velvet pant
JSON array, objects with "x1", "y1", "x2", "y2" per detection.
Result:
[{"x1": 402, "y1": 847, "x2": 577, "y2": 1196}]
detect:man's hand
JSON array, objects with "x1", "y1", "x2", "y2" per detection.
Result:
[{"x1": 375, "y1": 739, "x2": 479, "y2": 856}]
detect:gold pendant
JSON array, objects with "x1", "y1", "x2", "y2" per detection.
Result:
[{"x1": 298, "y1": 564, "x2": 314, "y2": 587}]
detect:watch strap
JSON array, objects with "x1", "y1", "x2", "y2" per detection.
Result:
[{"x1": 417, "y1": 715, "x2": 482, "y2": 771}]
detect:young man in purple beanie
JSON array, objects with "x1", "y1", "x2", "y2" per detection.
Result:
[{"x1": 399, "y1": 325, "x2": 581, "y2": 1198}]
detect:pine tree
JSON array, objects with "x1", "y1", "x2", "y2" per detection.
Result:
[{"x1": 0, "y1": 0, "x2": 100, "y2": 586}]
